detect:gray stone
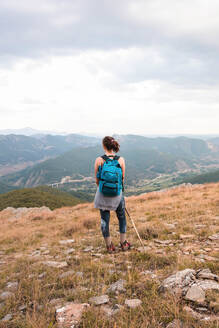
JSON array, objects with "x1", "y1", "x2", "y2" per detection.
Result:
[
  {"x1": 0, "y1": 291, "x2": 14, "y2": 300},
  {"x1": 107, "y1": 279, "x2": 126, "y2": 293},
  {"x1": 125, "y1": 299, "x2": 142, "y2": 308},
  {"x1": 101, "y1": 304, "x2": 122, "y2": 316},
  {"x1": 59, "y1": 239, "x2": 75, "y2": 245},
  {"x1": 89, "y1": 295, "x2": 109, "y2": 305},
  {"x1": 197, "y1": 269, "x2": 218, "y2": 281},
  {"x1": 154, "y1": 239, "x2": 174, "y2": 245},
  {"x1": 6, "y1": 281, "x2": 18, "y2": 291},
  {"x1": 56, "y1": 302, "x2": 89, "y2": 328},
  {"x1": 196, "y1": 279, "x2": 219, "y2": 291},
  {"x1": 59, "y1": 270, "x2": 75, "y2": 279},
  {"x1": 83, "y1": 246, "x2": 93, "y2": 252},
  {"x1": 0, "y1": 313, "x2": 12, "y2": 321},
  {"x1": 160, "y1": 269, "x2": 196, "y2": 294},
  {"x1": 42, "y1": 261, "x2": 68, "y2": 268},
  {"x1": 184, "y1": 285, "x2": 205, "y2": 303},
  {"x1": 179, "y1": 234, "x2": 195, "y2": 240}
]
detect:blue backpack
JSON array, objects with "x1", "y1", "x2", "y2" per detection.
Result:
[{"x1": 97, "y1": 155, "x2": 123, "y2": 196}]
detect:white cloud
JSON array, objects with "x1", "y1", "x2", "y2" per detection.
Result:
[
  {"x1": 0, "y1": 0, "x2": 219, "y2": 135},
  {"x1": 0, "y1": 51, "x2": 219, "y2": 134}
]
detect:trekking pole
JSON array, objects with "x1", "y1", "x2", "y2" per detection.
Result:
[{"x1": 125, "y1": 207, "x2": 146, "y2": 251}]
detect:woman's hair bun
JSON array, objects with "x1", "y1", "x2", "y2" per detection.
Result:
[{"x1": 102, "y1": 136, "x2": 120, "y2": 153}]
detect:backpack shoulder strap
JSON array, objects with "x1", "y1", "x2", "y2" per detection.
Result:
[
  {"x1": 101, "y1": 154, "x2": 120, "y2": 162},
  {"x1": 101, "y1": 155, "x2": 109, "y2": 161}
]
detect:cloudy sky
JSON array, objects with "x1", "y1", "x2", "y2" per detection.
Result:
[{"x1": 0, "y1": 0, "x2": 219, "y2": 135}]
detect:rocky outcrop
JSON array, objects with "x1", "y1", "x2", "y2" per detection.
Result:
[
  {"x1": 56, "y1": 303, "x2": 90, "y2": 328},
  {"x1": 125, "y1": 299, "x2": 142, "y2": 308},
  {"x1": 89, "y1": 295, "x2": 109, "y2": 305},
  {"x1": 0, "y1": 206, "x2": 52, "y2": 221},
  {"x1": 160, "y1": 268, "x2": 219, "y2": 320}
]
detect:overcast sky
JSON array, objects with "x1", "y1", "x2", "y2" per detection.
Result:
[{"x1": 0, "y1": 0, "x2": 219, "y2": 135}]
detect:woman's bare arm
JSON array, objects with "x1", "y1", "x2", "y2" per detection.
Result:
[
  {"x1": 119, "y1": 157, "x2": 125, "y2": 180},
  {"x1": 94, "y1": 157, "x2": 103, "y2": 186}
]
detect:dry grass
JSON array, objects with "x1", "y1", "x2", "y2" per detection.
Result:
[{"x1": 0, "y1": 182, "x2": 219, "y2": 327}]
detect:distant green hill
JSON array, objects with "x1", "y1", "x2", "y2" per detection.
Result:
[
  {"x1": 184, "y1": 169, "x2": 219, "y2": 184},
  {"x1": 0, "y1": 133, "x2": 100, "y2": 166},
  {"x1": 0, "y1": 186, "x2": 83, "y2": 211},
  {"x1": 0, "y1": 135, "x2": 218, "y2": 192},
  {"x1": 0, "y1": 145, "x2": 189, "y2": 187},
  {"x1": 0, "y1": 182, "x2": 19, "y2": 194}
]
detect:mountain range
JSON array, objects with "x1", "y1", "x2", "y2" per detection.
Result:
[
  {"x1": 0, "y1": 133, "x2": 100, "y2": 175},
  {"x1": 1, "y1": 135, "x2": 219, "y2": 198}
]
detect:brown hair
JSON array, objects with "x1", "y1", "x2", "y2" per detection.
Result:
[{"x1": 102, "y1": 136, "x2": 120, "y2": 153}]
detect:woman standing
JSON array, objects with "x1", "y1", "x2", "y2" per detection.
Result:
[{"x1": 94, "y1": 136, "x2": 131, "y2": 253}]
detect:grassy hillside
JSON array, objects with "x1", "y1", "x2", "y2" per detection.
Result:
[
  {"x1": 0, "y1": 182, "x2": 218, "y2": 327},
  {"x1": 184, "y1": 169, "x2": 219, "y2": 184},
  {"x1": 0, "y1": 185, "x2": 83, "y2": 211}
]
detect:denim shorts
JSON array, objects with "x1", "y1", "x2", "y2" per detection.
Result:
[{"x1": 99, "y1": 195, "x2": 126, "y2": 238}]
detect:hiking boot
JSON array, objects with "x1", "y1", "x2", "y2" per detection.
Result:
[
  {"x1": 107, "y1": 242, "x2": 116, "y2": 254},
  {"x1": 120, "y1": 240, "x2": 131, "y2": 251}
]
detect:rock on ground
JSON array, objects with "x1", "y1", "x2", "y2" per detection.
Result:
[
  {"x1": 0, "y1": 313, "x2": 13, "y2": 322},
  {"x1": 0, "y1": 291, "x2": 14, "y2": 300},
  {"x1": 101, "y1": 304, "x2": 122, "y2": 317},
  {"x1": 125, "y1": 299, "x2": 142, "y2": 308},
  {"x1": 159, "y1": 269, "x2": 196, "y2": 295},
  {"x1": 184, "y1": 285, "x2": 205, "y2": 303},
  {"x1": 56, "y1": 303, "x2": 89, "y2": 328},
  {"x1": 42, "y1": 261, "x2": 68, "y2": 268},
  {"x1": 197, "y1": 269, "x2": 218, "y2": 281},
  {"x1": 160, "y1": 268, "x2": 219, "y2": 318},
  {"x1": 107, "y1": 279, "x2": 126, "y2": 293},
  {"x1": 196, "y1": 280, "x2": 219, "y2": 291},
  {"x1": 59, "y1": 239, "x2": 75, "y2": 245},
  {"x1": 59, "y1": 270, "x2": 75, "y2": 279},
  {"x1": 0, "y1": 206, "x2": 52, "y2": 221},
  {"x1": 89, "y1": 295, "x2": 109, "y2": 305},
  {"x1": 6, "y1": 281, "x2": 18, "y2": 291}
]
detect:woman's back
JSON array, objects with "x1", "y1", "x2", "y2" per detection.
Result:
[{"x1": 93, "y1": 136, "x2": 130, "y2": 253}]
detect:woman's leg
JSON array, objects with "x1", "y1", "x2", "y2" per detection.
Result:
[
  {"x1": 115, "y1": 196, "x2": 127, "y2": 243},
  {"x1": 100, "y1": 209, "x2": 111, "y2": 247}
]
